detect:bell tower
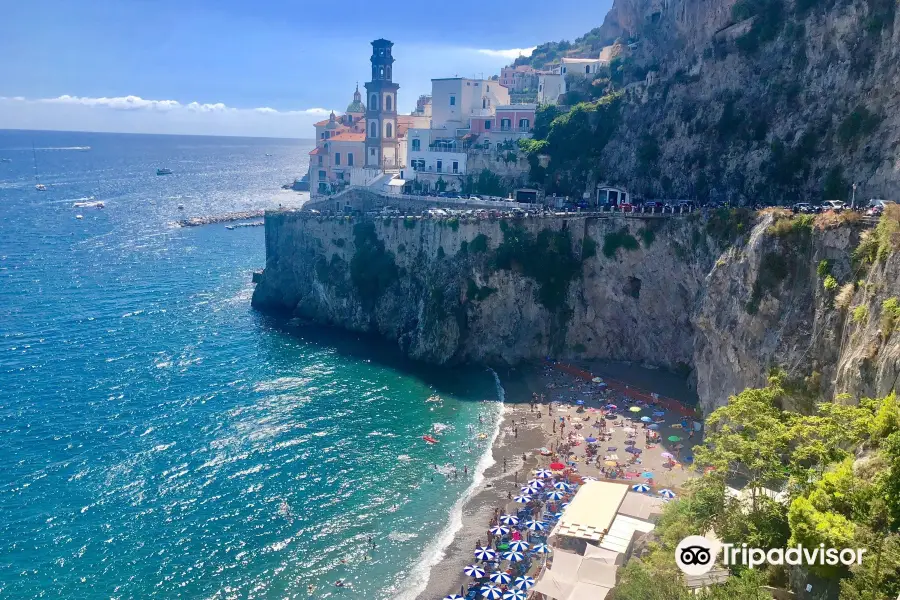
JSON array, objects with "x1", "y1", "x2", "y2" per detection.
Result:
[{"x1": 364, "y1": 39, "x2": 400, "y2": 169}]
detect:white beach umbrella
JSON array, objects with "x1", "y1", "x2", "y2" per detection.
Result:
[
  {"x1": 521, "y1": 484, "x2": 541, "y2": 495},
  {"x1": 480, "y1": 584, "x2": 503, "y2": 599},
  {"x1": 526, "y1": 479, "x2": 545, "y2": 488},
  {"x1": 552, "y1": 481, "x2": 572, "y2": 491},
  {"x1": 512, "y1": 494, "x2": 532, "y2": 504},
  {"x1": 503, "y1": 591, "x2": 528, "y2": 600},
  {"x1": 444, "y1": 596, "x2": 465, "y2": 600},
  {"x1": 659, "y1": 488, "x2": 676, "y2": 499},
  {"x1": 514, "y1": 575, "x2": 536, "y2": 590},
  {"x1": 531, "y1": 543, "x2": 552, "y2": 554},
  {"x1": 507, "y1": 540, "x2": 530, "y2": 552},
  {"x1": 534, "y1": 469, "x2": 553, "y2": 479},
  {"x1": 523, "y1": 519, "x2": 546, "y2": 532},
  {"x1": 502, "y1": 550, "x2": 526, "y2": 562},
  {"x1": 489, "y1": 525, "x2": 510, "y2": 536},
  {"x1": 632, "y1": 483, "x2": 650, "y2": 493},
  {"x1": 581, "y1": 476, "x2": 599, "y2": 482},
  {"x1": 474, "y1": 546, "x2": 498, "y2": 561},
  {"x1": 498, "y1": 514, "x2": 519, "y2": 526},
  {"x1": 488, "y1": 571, "x2": 512, "y2": 585},
  {"x1": 545, "y1": 490, "x2": 565, "y2": 501},
  {"x1": 464, "y1": 564, "x2": 486, "y2": 578}
]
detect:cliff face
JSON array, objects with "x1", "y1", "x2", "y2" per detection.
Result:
[
  {"x1": 253, "y1": 211, "x2": 900, "y2": 414},
  {"x1": 571, "y1": 0, "x2": 900, "y2": 202}
]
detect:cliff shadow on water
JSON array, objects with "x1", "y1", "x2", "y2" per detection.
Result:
[{"x1": 253, "y1": 207, "x2": 900, "y2": 414}]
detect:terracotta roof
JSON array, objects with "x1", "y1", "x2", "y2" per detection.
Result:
[
  {"x1": 397, "y1": 124, "x2": 408, "y2": 138},
  {"x1": 328, "y1": 132, "x2": 365, "y2": 142},
  {"x1": 314, "y1": 118, "x2": 331, "y2": 127},
  {"x1": 309, "y1": 147, "x2": 321, "y2": 155}
]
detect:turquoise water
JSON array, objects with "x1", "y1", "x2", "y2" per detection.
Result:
[{"x1": 0, "y1": 131, "x2": 502, "y2": 599}]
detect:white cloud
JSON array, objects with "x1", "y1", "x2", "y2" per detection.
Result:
[
  {"x1": 476, "y1": 47, "x2": 537, "y2": 60},
  {"x1": 0, "y1": 95, "x2": 335, "y2": 138}
]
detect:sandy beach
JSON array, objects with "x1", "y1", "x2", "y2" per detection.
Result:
[{"x1": 415, "y1": 361, "x2": 700, "y2": 600}]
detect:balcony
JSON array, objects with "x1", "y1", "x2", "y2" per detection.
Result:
[{"x1": 469, "y1": 108, "x2": 493, "y2": 117}]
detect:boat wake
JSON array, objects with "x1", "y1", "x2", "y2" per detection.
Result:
[{"x1": 392, "y1": 369, "x2": 506, "y2": 600}]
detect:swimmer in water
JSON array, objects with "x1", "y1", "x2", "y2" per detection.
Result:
[{"x1": 307, "y1": 584, "x2": 316, "y2": 594}]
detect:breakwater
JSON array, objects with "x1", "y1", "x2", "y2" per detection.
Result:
[{"x1": 176, "y1": 210, "x2": 265, "y2": 227}]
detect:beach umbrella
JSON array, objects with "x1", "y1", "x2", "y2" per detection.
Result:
[
  {"x1": 503, "y1": 590, "x2": 528, "y2": 600},
  {"x1": 502, "y1": 550, "x2": 526, "y2": 562},
  {"x1": 553, "y1": 481, "x2": 572, "y2": 491},
  {"x1": 533, "y1": 469, "x2": 553, "y2": 479},
  {"x1": 464, "y1": 564, "x2": 486, "y2": 578},
  {"x1": 653, "y1": 411, "x2": 666, "y2": 417},
  {"x1": 661, "y1": 452, "x2": 674, "y2": 459},
  {"x1": 575, "y1": 399, "x2": 585, "y2": 406},
  {"x1": 443, "y1": 595, "x2": 465, "y2": 600},
  {"x1": 549, "y1": 462, "x2": 565, "y2": 471},
  {"x1": 545, "y1": 490, "x2": 565, "y2": 501},
  {"x1": 480, "y1": 584, "x2": 503, "y2": 599},
  {"x1": 489, "y1": 571, "x2": 512, "y2": 585},
  {"x1": 527, "y1": 479, "x2": 545, "y2": 488},
  {"x1": 531, "y1": 543, "x2": 552, "y2": 554},
  {"x1": 581, "y1": 476, "x2": 599, "y2": 482},
  {"x1": 632, "y1": 483, "x2": 650, "y2": 493},
  {"x1": 629, "y1": 406, "x2": 642, "y2": 413},
  {"x1": 660, "y1": 489, "x2": 676, "y2": 499},
  {"x1": 641, "y1": 472, "x2": 654, "y2": 479},
  {"x1": 648, "y1": 424, "x2": 660, "y2": 430},
  {"x1": 640, "y1": 416, "x2": 652, "y2": 423},
  {"x1": 514, "y1": 575, "x2": 536, "y2": 589},
  {"x1": 521, "y1": 484, "x2": 541, "y2": 494},
  {"x1": 512, "y1": 494, "x2": 532, "y2": 504},
  {"x1": 561, "y1": 502, "x2": 570, "y2": 509},
  {"x1": 489, "y1": 525, "x2": 510, "y2": 536},
  {"x1": 625, "y1": 446, "x2": 641, "y2": 454},
  {"x1": 507, "y1": 539, "x2": 530, "y2": 552},
  {"x1": 668, "y1": 435, "x2": 682, "y2": 442},
  {"x1": 585, "y1": 436, "x2": 597, "y2": 443},
  {"x1": 474, "y1": 547, "x2": 498, "y2": 561},
  {"x1": 604, "y1": 460, "x2": 617, "y2": 466},
  {"x1": 498, "y1": 514, "x2": 519, "y2": 526},
  {"x1": 605, "y1": 404, "x2": 617, "y2": 410},
  {"x1": 592, "y1": 377, "x2": 604, "y2": 383},
  {"x1": 523, "y1": 519, "x2": 547, "y2": 532},
  {"x1": 545, "y1": 511, "x2": 563, "y2": 520}
]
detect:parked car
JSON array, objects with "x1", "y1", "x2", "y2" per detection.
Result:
[
  {"x1": 823, "y1": 200, "x2": 846, "y2": 212},
  {"x1": 866, "y1": 205, "x2": 884, "y2": 217},
  {"x1": 792, "y1": 203, "x2": 814, "y2": 214},
  {"x1": 619, "y1": 203, "x2": 634, "y2": 212},
  {"x1": 644, "y1": 201, "x2": 663, "y2": 212}
]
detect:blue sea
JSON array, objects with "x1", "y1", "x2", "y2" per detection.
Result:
[{"x1": 0, "y1": 130, "x2": 503, "y2": 599}]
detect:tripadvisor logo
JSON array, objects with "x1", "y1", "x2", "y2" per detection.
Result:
[{"x1": 675, "y1": 536, "x2": 867, "y2": 575}]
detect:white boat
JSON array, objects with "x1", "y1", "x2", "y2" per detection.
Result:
[
  {"x1": 73, "y1": 200, "x2": 104, "y2": 208},
  {"x1": 35, "y1": 184, "x2": 47, "y2": 191},
  {"x1": 157, "y1": 168, "x2": 173, "y2": 176},
  {"x1": 32, "y1": 144, "x2": 46, "y2": 191}
]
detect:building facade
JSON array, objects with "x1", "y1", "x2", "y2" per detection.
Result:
[
  {"x1": 499, "y1": 65, "x2": 538, "y2": 93},
  {"x1": 364, "y1": 39, "x2": 400, "y2": 169},
  {"x1": 537, "y1": 73, "x2": 566, "y2": 104}
]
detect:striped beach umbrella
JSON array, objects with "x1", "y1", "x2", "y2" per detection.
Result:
[
  {"x1": 443, "y1": 595, "x2": 465, "y2": 600},
  {"x1": 521, "y1": 484, "x2": 541, "y2": 495},
  {"x1": 581, "y1": 476, "x2": 599, "y2": 482},
  {"x1": 512, "y1": 494, "x2": 532, "y2": 504},
  {"x1": 534, "y1": 468, "x2": 553, "y2": 479},
  {"x1": 507, "y1": 540, "x2": 530, "y2": 552},
  {"x1": 523, "y1": 519, "x2": 546, "y2": 532},
  {"x1": 545, "y1": 511, "x2": 563, "y2": 520},
  {"x1": 480, "y1": 584, "x2": 502, "y2": 599},
  {"x1": 659, "y1": 489, "x2": 676, "y2": 499},
  {"x1": 552, "y1": 481, "x2": 572, "y2": 491},
  {"x1": 503, "y1": 590, "x2": 528, "y2": 600},
  {"x1": 464, "y1": 564, "x2": 486, "y2": 578},
  {"x1": 526, "y1": 479, "x2": 545, "y2": 488},
  {"x1": 560, "y1": 502, "x2": 570, "y2": 509},
  {"x1": 632, "y1": 483, "x2": 650, "y2": 493},
  {"x1": 489, "y1": 525, "x2": 510, "y2": 536},
  {"x1": 489, "y1": 571, "x2": 512, "y2": 585},
  {"x1": 474, "y1": 546, "x2": 498, "y2": 561},
  {"x1": 502, "y1": 550, "x2": 526, "y2": 562},
  {"x1": 545, "y1": 489, "x2": 565, "y2": 501},
  {"x1": 514, "y1": 575, "x2": 536, "y2": 590},
  {"x1": 531, "y1": 543, "x2": 552, "y2": 554},
  {"x1": 498, "y1": 514, "x2": 519, "y2": 526}
]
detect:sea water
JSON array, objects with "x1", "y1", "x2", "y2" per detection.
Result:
[{"x1": 0, "y1": 130, "x2": 502, "y2": 599}]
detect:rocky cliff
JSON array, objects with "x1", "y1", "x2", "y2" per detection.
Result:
[{"x1": 252, "y1": 209, "x2": 900, "y2": 413}]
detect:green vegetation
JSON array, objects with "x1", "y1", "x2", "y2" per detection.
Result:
[
  {"x1": 823, "y1": 274, "x2": 838, "y2": 291},
  {"x1": 447, "y1": 217, "x2": 459, "y2": 232},
  {"x1": 635, "y1": 134, "x2": 660, "y2": 177},
  {"x1": 817, "y1": 259, "x2": 832, "y2": 278},
  {"x1": 823, "y1": 165, "x2": 849, "y2": 201},
  {"x1": 853, "y1": 304, "x2": 869, "y2": 324},
  {"x1": 462, "y1": 169, "x2": 514, "y2": 198},
  {"x1": 349, "y1": 222, "x2": 398, "y2": 308},
  {"x1": 332, "y1": 238, "x2": 346, "y2": 248},
  {"x1": 838, "y1": 105, "x2": 881, "y2": 148},
  {"x1": 732, "y1": 0, "x2": 784, "y2": 54},
  {"x1": 882, "y1": 298, "x2": 900, "y2": 337},
  {"x1": 705, "y1": 207, "x2": 755, "y2": 247},
  {"x1": 602, "y1": 228, "x2": 640, "y2": 259},
  {"x1": 745, "y1": 214, "x2": 814, "y2": 313},
  {"x1": 582, "y1": 235, "x2": 598, "y2": 259},
  {"x1": 466, "y1": 279, "x2": 497, "y2": 302},
  {"x1": 855, "y1": 205, "x2": 900, "y2": 265},
  {"x1": 403, "y1": 216, "x2": 417, "y2": 229},
  {"x1": 470, "y1": 234, "x2": 489, "y2": 254}
]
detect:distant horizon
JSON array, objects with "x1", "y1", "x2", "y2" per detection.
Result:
[{"x1": 0, "y1": 127, "x2": 316, "y2": 142}]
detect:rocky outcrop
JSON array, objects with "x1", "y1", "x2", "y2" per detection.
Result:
[{"x1": 252, "y1": 210, "x2": 900, "y2": 414}]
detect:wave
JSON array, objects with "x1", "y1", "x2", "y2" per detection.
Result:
[
  {"x1": 392, "y1": 369, "x2": 506, "y2": 600},
  {"x1": 34, "y1": 146, "x2": 92, "y2": 151}
]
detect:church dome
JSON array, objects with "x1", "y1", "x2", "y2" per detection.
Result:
[{"x1": 346, "y1": 84, "x2": 366, "y2": 113}]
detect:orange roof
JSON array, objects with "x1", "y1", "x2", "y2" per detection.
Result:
[
  {"x1": 314, "y1": 118, "x2": 331, "y2": 127},
  {"x1": 328, "y1": 132, "x2": 365, "y2": 142},
  {"x1": 397, "y1": 124, "x2": 409, "y2": 138},
  {"x1": 309, "y1": 147, "x2": 321, "y2": 155}
]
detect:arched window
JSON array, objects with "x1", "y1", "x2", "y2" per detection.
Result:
[
  {"x1": 482, "y1": 98, "x2": 486, "y2": 109},
  {"x1": 385, "y1": 95, "x2": 392, "y2": 111},
  {"x1": 369, "y1": 122, "x2": 377, "y2": 138},
  {"x1": 386, "y1": 66, "x2": 391, "y2": 79},
  {"x1": 386, "y1": 122, "x2": 393, "y2": 138},
  {"x1": 370, "y1": 94, "x2": 378, "y2": 110},
  {"x1": 379, "y1": 67, "x2": 384, "y2": 78},
  {"x1": 585, "y1": 65, "x2": 590, "y2": 74},
  {"x1": 412, "y1": 139, "x2": 420, "y2": 151}
]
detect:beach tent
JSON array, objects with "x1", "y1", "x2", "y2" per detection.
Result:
[
  {"x1": 566, "y1": 581, "x2": 612, "y2": 600},
  {"x1": 550, "y1": 481, "x2": 628, "y2": 542},
  {"x1": 531, "y1": 569, "x2": 574, "y2": 600}
]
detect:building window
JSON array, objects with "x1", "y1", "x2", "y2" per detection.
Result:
[
  {"x1": 501, "y1": 118, "x2": 511, "y2": 131},
  {"x1": 347, "y1": 153, "x2": 354, "y2": 166},
  {"x1": 585, "y1": 65, "x2": 590, "y2": 74},
  {"x1": 412, "y1": 139, "x2": 420, "y2": 151},
  {"x1": 449, "y1": 96, "x2": 456, "y2": 106},
  {"x1": 318, "y1": 155, "x2": 323, "y2": 165},
  {"x1": 484, "y1": 120, "x2": 491, "y2": 130},
  {"x1": 486, "y1": 85, "x2": 490, "y2": 91},
  {"x1": 369, "y1": 122, "x2": 377, "y2": 138},
  {"x1": 385, "y1": 95, "x2": 392, "y2": 111},
  {"x1": 452, "y1": 161, "x2": 458, "y2": 174},
  {"x1": 482, "y1": 98, "x2": 486, "y2": 109},
  {"x1": 436, "y1": 160, "x2": 443, "y2": 173},
  {"x1": 370, "y1": 94, "x2": 378, "y2": 110},
  {"x1": 335, "y1": 152, "x2": 341, "y2": 165},
  {"x1": 337, "y1": 172, "x2": 344, "y2": 180},
  {"x1": 519, "y1": 118, "x2": 530, "y2": 130},
  {"x1": 318, "y1": 170, "x2": 326, "y2": 180},
  {"x1": 386, "y1": 122, "x2": 393, "y2": 138},
  {"x1": 562, "y1": 67, "x2": 567, "y2": 74}
]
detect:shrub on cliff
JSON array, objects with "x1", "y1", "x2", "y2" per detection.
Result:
[
  {"x1": 602, "y1": 228, "x2": 639, "y2": 259},
  {"x1": 705, "y1": 207, "x2": 754, "y2": 247},
  {"x1": 350, "y1": 222, "x2": 398, "y2": 307}
]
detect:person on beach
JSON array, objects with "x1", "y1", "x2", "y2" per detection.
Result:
[{"x1": 464, "y1": 465, "x2": 468, "y2": 475}]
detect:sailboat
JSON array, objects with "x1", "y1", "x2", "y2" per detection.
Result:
[{"x1": 32, "y1": 144, "x2": 46, "y2": 191}]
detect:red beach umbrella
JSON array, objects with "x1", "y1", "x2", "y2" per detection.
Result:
[{"x1": 549, "y1": 462, "x2": 565, "y2": 471}]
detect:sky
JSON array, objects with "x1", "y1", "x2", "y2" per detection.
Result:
[{"x1": 0, "y1": 0, "x2": 612, "y2": 138}]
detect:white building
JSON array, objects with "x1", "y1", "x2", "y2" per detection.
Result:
[
  {"x1": 430, "y1": 78, "x2": 510, "y2": 133},
  {"x1": 560, "y1": 56, "x2": 608, "y2": 76},
  {"x1": 537, "y1": 72, "x2": 566, "y2": 104}
]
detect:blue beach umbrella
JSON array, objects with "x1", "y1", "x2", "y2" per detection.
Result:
[
  {"x1": 553, "y1": 481, "x2": 572, "y2": 491},
  {"x1": 534, "y1": 469, "x2": 553, "y2": 479},
  {"x1": 659, "y1": 489, "x2": 676, "y2": 499},
  {"x1": 581, "y1": 476, "x2": 599, "y2": 482},
  {"x1": 531, "y1": 543, "x2": 552, "y2": 554},
  {"x1": 641, "y1": 472, "x2": 654, "y2": 479},
  {"x1": 653, "y1": 411, "x2": 665, "y2": 417},
  {"x1": 545, "y1": 511, "x2": 563, "y2": 520},
  {"x1": 632, "y1": 483, "x2": 650, "y2": 493},
  {"x1": 605, "y1": 404, "x2": 618, "y2": 410},
  {"x1": 521, "y1": 484, "x2": 541, "y2": 495},
  {"x1": 648, "y1": 424, "x2": 660, "y2": 430},
  {"x1": 464, "y1": 564, "x2": 486, "y2": 578},
  {"x1": 474, "y1": 546, "x2": 498, "y2": 561},
  {"x1": 527, "y1": 479, "x2": 545, "y2": 488},
  {"x1": 512, "y1": 494, "x2": 532, "y2": 504},
  {"x1": 507, "y1": 540, "x2": 530, "y2": 552},
  {"x1": 444, "y1": 595, "x2": 465, "y2": 600},
  {"x1": 640, "y1": 416, "x2": 652, "y2": 423},
  {"x1": 480, "y1": 584, "x2": 503, "y2": 599},
  {"x1": 523, "y1": 519, "x2": 547, "y2": 532},
  {"x1": 502, "y1": 550, "x2": 526, "y2": 562},
  {"x1": 489, "y1": 525, "x2": 510, "y2": 536},
  {"x1": 585, "y1": 436, "x2": 597, "y2": 443},
  {"x1": 489, "y1": 571, "x2": 512, "y2": 585},
  {"x1": 576, "y1": 399, "x2": 585, "y2": 405},
  {"x1": 499, "y1": 514, "x2": 519, "y2": 526},
  {"x1": 514, "y1": 575, "x2": 536, "y2": 590},
  {"x1": 560, "y1": 502, "x2": 570, "y2": 509},
  {"x1": 503, "y1": 590, "x2": 528, "y2": 600},
  {"x1": 545, "y1": 490, "x2": 565, "y2": 501}
]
